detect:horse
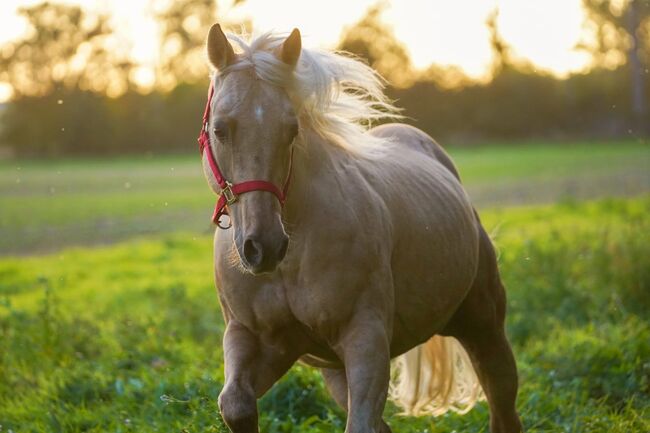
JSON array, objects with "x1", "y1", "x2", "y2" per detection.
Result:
[{"x1": 197, "y1": 23, "x2": 523, "y2": 433}]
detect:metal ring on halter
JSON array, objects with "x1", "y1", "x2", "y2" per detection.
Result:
[{"x1": 216, "y1": 214, "x2": 232, "y2": 230}]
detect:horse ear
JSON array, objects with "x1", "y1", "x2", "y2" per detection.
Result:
[
  {"x1": 207, "y1": 23, "x2": 235, "y2": 70},
  {"x1": 281, "y1": 28, "x2": 301, "y2": 66}
]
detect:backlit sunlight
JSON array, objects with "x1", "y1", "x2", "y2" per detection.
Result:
[{"x1": 0, "y1": 0, "x2": 592, "y2": 101}]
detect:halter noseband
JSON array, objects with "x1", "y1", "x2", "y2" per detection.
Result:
[{"x1": 198, "y1": 82, "x2": 293, "y2": 229}]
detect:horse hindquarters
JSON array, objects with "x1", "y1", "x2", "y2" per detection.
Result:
[
  {"x1": 390, "y1": 220, "x2": 522, "y2": 433},
  {"x1": 440, "y1": 222, "x2": 523, "y2": 432}
]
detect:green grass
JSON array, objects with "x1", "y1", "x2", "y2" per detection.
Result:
[
  {"x1": 451, "y1": 140, "x2": 649, "y2": 184},
  {"x1": 1, "y1": 196, "x2": 648, "y2": 432},
  {"x1": 0, "y1": 154, "x2": 214, "y2": 254},
  {"x1": 1, "y1": 141, "x2": 648, "y2": 254}
]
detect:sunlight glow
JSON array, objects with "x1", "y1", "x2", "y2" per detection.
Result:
[
  {"x1": 383, "y1": 0, "x2": 496, "y2": 77},
  {"x1": 0, "y1": 83, "x2": 13, "y2": 101},
  {"x1": 224, "y1": 0, "x2": 591, "y2": 79},
  {"x1": 130, "y1": 66, "x2": 156, "y2": 92},
  {"x1": 498, "y1": 0, "x2": 591, "y2": 76},
  {"x1": 0, "y1": 0, "x2": 593, "y2": 101}
]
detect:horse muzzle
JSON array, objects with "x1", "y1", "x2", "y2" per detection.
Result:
[{"x1": 239, "y1": 231, "x2": 289, "y2": 274}]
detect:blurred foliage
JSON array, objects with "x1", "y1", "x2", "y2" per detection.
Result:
[
  {"x1": 580, "y1": 0, "x2": 650, "y2": 129},
  {"x1": 153, "y1": 0, "x2": 248, "y2": 89},
  {"x1": 0, "y1": 83, "x2": 206, "y2": 156},
  {"x1": 0, "y1": 196, "x2": 648, "y2": 432},
  {"x1": 581, "y1": 0, "x2": 650, "y2": 66},
  {"x1": 0, "y1": 0, "x2": 246, "y2": 156},
  {"x1": 155, "y1": 0, "x2": 216, "y2": 89},
  {"x1": 0, "y1": 2, "x2": 134, "y2": 98},
  {"x1": 341, "y1": 3, "x2": 650, "y2": 142},
  {"x1": 0, "y1": 1, "x2": 649, "y2": 156},
  {"x1": 485, "y1": 8, "x2": 515, "y2": 76},
  {"x1": 338, "y1": 2, "x2": 414, "y2": 87},
  {"x1": 388, "y1": 65, "x2": 642, "y2": 141}
]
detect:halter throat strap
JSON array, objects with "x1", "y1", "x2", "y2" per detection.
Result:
[{"x1": 198, "y1": 82, "x2": 293, "y2": 228}]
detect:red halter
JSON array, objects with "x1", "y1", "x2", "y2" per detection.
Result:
[{"x1": 198, "y1": 82, "x2": 293, "y2": 228}]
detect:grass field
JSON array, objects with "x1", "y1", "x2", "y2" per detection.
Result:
[
  {"x1": 1, "y1": 142, "x2": 649, "y2": 432},
  {"x1": 1, "y1": 140, "x2": 648, "y2": 254},
  {"x1": 1, "y1": 197, "x2": 648, "y2": 432}
]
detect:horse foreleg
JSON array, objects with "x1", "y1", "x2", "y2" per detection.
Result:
[
  {"x1": 321, "y1": 368, "x2": 393, "y2": 433},
  {"x1": 334, "y1": 314, "x2": 391, "y2": 433},
  {"x1": 219, "y1": 320, "x2": 296, "y2": 433}
]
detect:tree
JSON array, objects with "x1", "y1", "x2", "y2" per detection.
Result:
[
  {"x1": 486, "y1": 8, "x2": 513, "y2": 76},
  {"x1": 582, "y1": 0, "x2": 650, "y2": 131},
  {"x1": 154, "y1": 0, "x2": 247, "y2": 89},
  {"x1": 338, "y1": 2, "x2": 414, "y2": 87},
  {"x1": 0, "y1": 2, "x2": 133, "y2": 98},
  {"x1": 154, "y1": 0, "x2": 216, "y2": 89}
]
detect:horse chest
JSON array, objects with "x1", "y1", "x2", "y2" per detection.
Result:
[
  {"x1": 220, "y1": 279, "x2": 348, "y2": 336},
  {"x1": 220, "y1": 281, "x2": 295, "y2": 332}
]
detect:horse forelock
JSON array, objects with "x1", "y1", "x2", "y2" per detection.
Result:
[{"x1": 213, "y1": 30, "x2": 402, "y2": 157}]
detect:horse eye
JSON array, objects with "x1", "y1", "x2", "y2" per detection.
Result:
[{"x1": 212, "y1": 121, "x2": 229, "y2": 140}]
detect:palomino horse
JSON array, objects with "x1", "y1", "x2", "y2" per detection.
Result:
[{"x1": 198, "y1": 24, "x2": 523, "y2": 433}]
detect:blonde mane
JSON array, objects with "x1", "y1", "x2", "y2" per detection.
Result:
[{"x1": 216, "y1": 31, "x2": 401, "y2": 156}]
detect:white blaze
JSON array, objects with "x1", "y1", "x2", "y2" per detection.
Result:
[{"x1": 255, "y1": 105, "x2": 264, "y2": 123}]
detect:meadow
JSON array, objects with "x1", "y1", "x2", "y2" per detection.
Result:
[
  {"x1": 0, "y1": 141, "x2": 649, "y2": 432},
  {"x1": 1, "y1": 140, "x2": 648, "y2": 255}
]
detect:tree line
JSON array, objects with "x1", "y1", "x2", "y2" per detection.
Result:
[{"x1": 0, "y1": 0, "x2": 648, "y2": 157}]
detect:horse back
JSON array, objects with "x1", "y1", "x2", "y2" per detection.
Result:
[{"x1": 369, "y1": 123, "x2": 462, "y2": 181}]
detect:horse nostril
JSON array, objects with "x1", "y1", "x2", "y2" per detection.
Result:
[
  {"x1": 277, "y1": 236, "x2": 289, "y2": 262},
  {"x1": 241, "y1": 234, "x2": 289, "y2": 273},
  {"x1": 243, "y1": 238, "x2": 264, "y2": 268}
]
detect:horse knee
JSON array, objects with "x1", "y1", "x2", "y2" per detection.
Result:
[{"x1": 218, "y1": 383, "x2": 257, "y2": 433}]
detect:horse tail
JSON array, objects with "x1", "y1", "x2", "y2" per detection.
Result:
[{"x1": 389, "y1": 335, "x2": 484, "y2": 416}]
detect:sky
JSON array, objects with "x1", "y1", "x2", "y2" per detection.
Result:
[{"x1": 0, "y1": 0, "x2": 592, "y2": 100}]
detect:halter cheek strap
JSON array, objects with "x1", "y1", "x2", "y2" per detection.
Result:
[{"x1": 198, "y1": 82, "x2": 294, "y2": 228}]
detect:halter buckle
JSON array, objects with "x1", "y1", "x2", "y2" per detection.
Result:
[{"x1": 221, "y1": 181, "x2": 237, "y2": 205}]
